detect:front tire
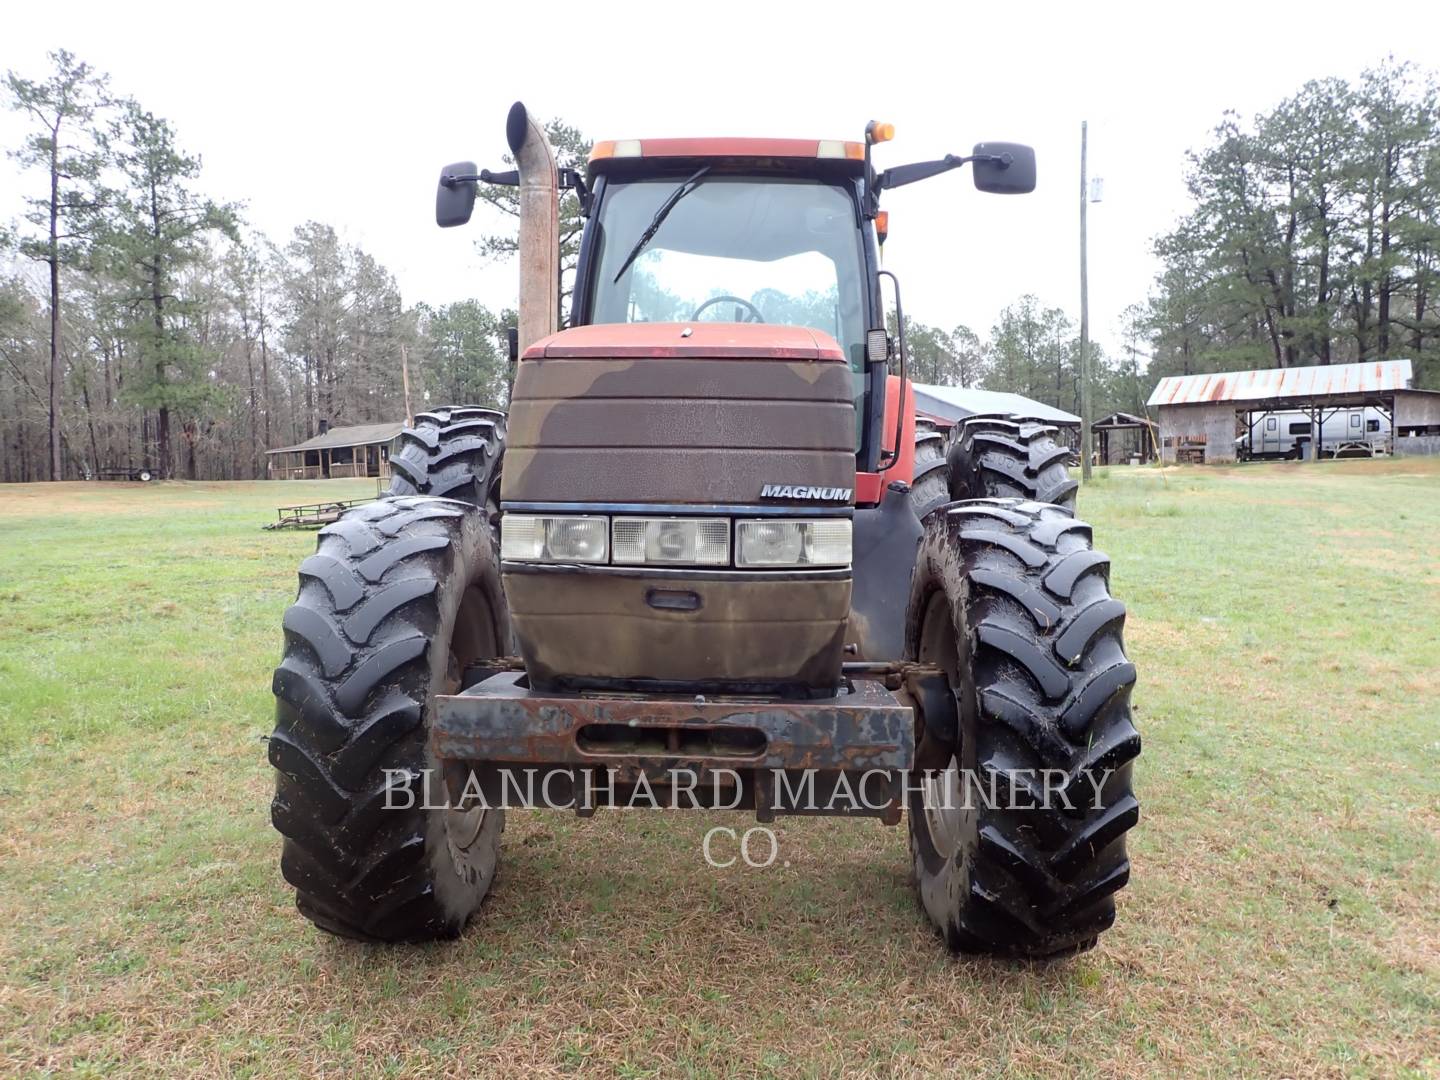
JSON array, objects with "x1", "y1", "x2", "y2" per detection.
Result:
[
  {"x1": 269, "y1": 496, "x2": 508, "y2": 941},
  {"x1": 906, "y1": 498, "x2": 1140, "y2": 958}
]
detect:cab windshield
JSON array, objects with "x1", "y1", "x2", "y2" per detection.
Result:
[{"x1": 590, "y1": 176, "x2": 868, "y2": 370}]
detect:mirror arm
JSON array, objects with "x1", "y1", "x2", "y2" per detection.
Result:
[
  {"x1": 558, "y1": 167, "x2": 593, "y2": 215},
  {"x1": 557, "y1": 167, "x2": 587, "y2": 194},
  {"x1": 441, "y1": 167, "x2": 591, "y2": 213},
  {"x1": 877, "y1": 152, "x2": 1016, "y2": 193},
  {"x1": 877, "y1": 155, "x2": 963, "y2": 192},
  {"x1": 441, "y1": 168, "x2": 519, "y2": 188}
]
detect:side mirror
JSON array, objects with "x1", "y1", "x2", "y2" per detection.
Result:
[
  {"x1": 971, "y1": 142, "x2": 1036, "y2": 194},
  {"x1": 436, "y1": 161, "x2": 479, "y2": 227}
]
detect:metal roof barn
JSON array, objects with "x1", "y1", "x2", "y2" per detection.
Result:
[
  {"x1": 912, "y1": 384, "x2": 1080, "y2": 427},
  {"x1": 1146, "y1": 359, "x2": 1433, "y2": 464}
]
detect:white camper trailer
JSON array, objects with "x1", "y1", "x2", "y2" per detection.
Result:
[{"x1": 1236, "y1": 407, "x2": 1390, "y2": 460}]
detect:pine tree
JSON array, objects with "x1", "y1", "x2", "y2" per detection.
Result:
[
  {"x1": 100, "y1": 100, "x2": 238, "y2": 478},
  {"x1": 4, "y1": 49, "x2": 111, "y2": 479}
]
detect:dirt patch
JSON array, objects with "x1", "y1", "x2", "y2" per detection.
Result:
[
  {"x1": 1320, "y1": 458, "x2": 1440, "y2": 478},
  {"x1": 1322, "y1": 527, "x2": 1398, "y2": 540},
  {"x1": 1337, "y1": 547, "x2": 1433, "y2": 572},
  {"x1": 1126, "y1": 616, "x2": 1228, "y2": 653}
]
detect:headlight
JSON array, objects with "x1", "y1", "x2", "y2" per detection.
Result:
[
  {"x1": 735, "y1": 519, "x2": 851, "y2": 568},
  {"x1": 500, "y1": 514, "x2": 609, "y2": 563},
  {"x1": 502, "y1": 513, "x2": 851, "y2": 569},
  {"x1": 612, "y1": 517, "x2": 730, "y2": 566}
]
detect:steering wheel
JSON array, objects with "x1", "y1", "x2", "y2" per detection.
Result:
[{"x1": 691, "y1": 295, "x2": 765, "y2": 323}]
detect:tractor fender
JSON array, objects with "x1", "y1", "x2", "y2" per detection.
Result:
[{"x1": 846, "y1": 480, "x2": 924, "y2": 661}]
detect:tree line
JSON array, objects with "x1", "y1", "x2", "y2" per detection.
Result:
[
  {"x1": 897, "y1": 299, "x2": 1148, "y2": 421},
  {"x1": 2, "y1": 51, "x2": 1106, "y2": 487},
  {"x1": 1144, "y1": 58, "x2": 1440, "y2": 387},
  {"x1": 6, "y1": 50, "x2": 1436, "y2": 484},
  {"x1": 1, "y1": 50, "x2": 517, "y2": 482},
  {"x1": 908, "y1": 58, "x2": 1440, "y2": 413}
]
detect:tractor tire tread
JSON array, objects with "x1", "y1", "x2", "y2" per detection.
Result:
[
  {"x1": 947, "y1": 415, "x2": 1079, "y2": 512},
  {"x1": 907, "y1": 498, "x2": 1139, "y2": 957},
  {"x1": 386, "y1": 408, "x2": 506, "y2": 515},
  {"x1": 269, "y1": 495, "x2": 503, "y2": 942}
]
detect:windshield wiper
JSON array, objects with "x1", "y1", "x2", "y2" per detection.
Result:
[{"x1": 611, "y1": 165, "x2": 711, "y2": 284}]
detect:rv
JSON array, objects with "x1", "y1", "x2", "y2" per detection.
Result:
[{"x1": 1236, "y1": 407, "x2": 1390, "y2": 460}]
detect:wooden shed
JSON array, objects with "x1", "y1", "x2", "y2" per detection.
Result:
[
  {"x1": 266, "y1": 420, "x2": 405, "y2": 480},
  {"x1": 1092, "y1": 412, "x2": 1157, "y2": 465},
  {"x1": 1393, "y1": 388, "x2": 1440, "y2": 456}
]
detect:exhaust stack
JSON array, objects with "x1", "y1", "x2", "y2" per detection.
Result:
[{"x1": 506, "y1": 101, "x2": 559, "y2": 353}]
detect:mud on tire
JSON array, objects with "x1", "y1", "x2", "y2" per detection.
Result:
[
  {"x1": 906, "y1": 498, "x2": 1139, "y2": 957},
  {"x1": 946, "y1": 416, "x2": 1078, "y2": 512},
  {"x1": 269, "y1": 496, "x2": 508, "y2": 942}
]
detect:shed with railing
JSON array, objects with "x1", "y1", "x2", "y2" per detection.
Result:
[{"x1": 266, "y1": 420, "x2": 405, "y2": 480}]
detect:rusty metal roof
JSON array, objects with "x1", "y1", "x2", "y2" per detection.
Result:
[{"x1": 1147, "y1": 359, "x2": 1413, "y2": 408}]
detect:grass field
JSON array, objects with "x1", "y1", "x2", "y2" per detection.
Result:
[{"x1": 1, "y1": 462, "x2": 1438, "y2": 1077}]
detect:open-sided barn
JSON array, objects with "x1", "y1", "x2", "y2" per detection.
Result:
[{"x1": 1147, "y1": 359, "x2": 1440, "y2": 463}]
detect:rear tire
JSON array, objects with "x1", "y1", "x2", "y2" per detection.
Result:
[
  {"x1": 910, "y1": 418, "x2": 952, "y2": 519},
  {"x1": 946, "y1": 416, "x2": 1078, "y2": 512},
  {"x1": 269, "y1": 496, "x2": 508, "y2": 942},
  {"x1": 906, "y1": 498, "x2": 1139, "y2": 958},
  {"x1": 386, "y1": 406, "x2": 506, "y2": 535}
]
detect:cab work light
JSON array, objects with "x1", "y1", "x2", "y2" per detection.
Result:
[
  {"x1": 589, "y1": 139, "x2": 642, "y2": 161},
  {"x1": 501, "y1": 515, "x2": 609, "y2": 563},
  {"x1": 866, "y1": 329, "x2": 889, "y2": 363},
  {"x1": 817, "y1": 140, "x2": 866, "y2": 161},
  {"x1": 612, "y1": 517, "x2": 730, "y2": 566},
  {"x1": 735, "y1": 519, "x2": 852, "y2": 568}
]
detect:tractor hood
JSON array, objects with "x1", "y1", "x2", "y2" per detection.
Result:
[
  {"x1": 521, "y1": 322, "x2": 847, "y2": 362},
  {"x1": 502, "y1": 318, "x2": 856, "y2": 696},
  {"x1": 503, "y1": 321, "x2": 856, "y2": 507}
]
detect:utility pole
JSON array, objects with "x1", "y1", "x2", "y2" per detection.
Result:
[
  {"x1": 1079, "y1": 120, "x2": 1093, "y2": 481},
  {"x1": 400, "y1": 343, "x2": 414, "y2": 426}
]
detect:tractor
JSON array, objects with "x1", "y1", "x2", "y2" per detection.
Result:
[{"x1": 268, "y1": 104, "x2": 1139, "y2": 958}]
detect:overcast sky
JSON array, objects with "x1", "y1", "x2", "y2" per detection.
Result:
[{"x1": 5, "y1": 0, "x2": 1440, "y2": 359}]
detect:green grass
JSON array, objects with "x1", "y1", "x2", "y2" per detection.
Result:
[{"x1": 1, "y1": 465, "x2": 1438, "y2": 1077}]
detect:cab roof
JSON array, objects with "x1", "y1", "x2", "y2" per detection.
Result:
[{"x1": 588, "y1": 137, "x2": 866, "y2": 177}]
